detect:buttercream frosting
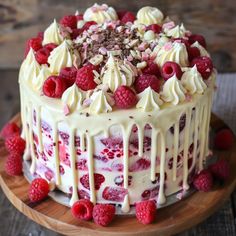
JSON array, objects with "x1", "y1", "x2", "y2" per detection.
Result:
[
  {"x1": 84, "y1": 3, "x2": 118, "y2": 24},
  {"x1": 181, "y1": 65, "x2": 207, "y2": 95},
  {"x1": 136, "y1": 6, "x2": 164, "y2": 25},
  {"x1": 161, "y1": 75, "x2": 186, "y2": 105},
  {"x1": 191, "y1": 41, "x2": 210, "y2": 57},
  {"x1": 165, "y1": 24, "x2": 186, "y2": 38},
  {"x1": 32, "y1": 65, "x2": 51, "y2": 92},
  {"x1": 43, "y1": 19, "x2": 63, "y2": 45},
  {"x1": 136, "y1": 87, "x2": 163, "y2": 111}
]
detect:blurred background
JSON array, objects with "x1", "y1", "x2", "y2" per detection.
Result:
[{"x1": 0, "y1": 0, "x2": 236, "y2": 235}]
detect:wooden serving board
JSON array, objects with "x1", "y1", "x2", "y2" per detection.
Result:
[{"x1": 0, "y1": 113, "x2": 236, "y2": 236}]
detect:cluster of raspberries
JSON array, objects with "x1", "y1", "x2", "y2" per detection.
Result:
[{"x1": 25, "y1": 12, "x2": 214, "y2": 110}]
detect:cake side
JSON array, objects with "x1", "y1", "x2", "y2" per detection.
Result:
[{"x1": 19, "y1": 4, "x2": 216, "y2": 213}]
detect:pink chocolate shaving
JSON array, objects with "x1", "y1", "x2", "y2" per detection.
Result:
[
  {"x1": 162, "y1": 21, "x2": 175, "y2": 30},
  {"x1": 163, "y1": 42, "x2": 173, "y2": 51},
  {"x1": 63, "y1": 105, "x2": 70, "y2": 116}
]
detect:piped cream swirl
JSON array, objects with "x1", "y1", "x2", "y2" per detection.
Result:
[
  {"x1": 32, "y1": 65, "x2": 51, "y2": 92},
  {"x1": 48, "y1": 40, "x2": 74, "y2": 74},
  {"x1": 181, "y1": 65, "x2": 207, "y2": 95},
  {"x1": 161, "y1": 75, "x2": 186, "y2": 105},
  {"x1": 136, "y1": 6, "x2": 164, "y2": 25},
  {"x1": 101, "y1": 54, "x2": 135, "y2": 92},
  {"x1": 165, "y1": 24, "x2": 186, "y2": 38},
  {"x1": 155, "y1": 41, "x2": 189, "y2": 67},
  {"x1": 62, "y1": 84, "x2": 83, "y2": 112},
  {"x1": 43, "y1": 19, "x2": 63, "y2": 45},
  {"x1": 136, "y1": 87, "x2": 163, "y2": 112},
  {"x1": 191, "y1": 41, "x2": 210, "y2": 57},
  {"x1": 84, "y1": 3, "x2": 118, "y2": 24},
  {"x1": 89, "y1": 90, "x2": 112, "y2": 114}
]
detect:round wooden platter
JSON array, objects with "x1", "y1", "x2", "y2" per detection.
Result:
[{"x1": 0, "y1": 113, "x2": 236, "y2": 236}]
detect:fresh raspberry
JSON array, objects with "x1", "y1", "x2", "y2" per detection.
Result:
[
  {"x1": 93, "y1": 204, "x2": 115, "y2": 226},
  {"x1": 193, "y1": 169, "x2": 213, "y2": 192},
  {"x1": 35, "y1": 48, "x2": 50, "y2": 65},
  {"x1": 120, "y1": 11, "x2": 136, "y2": 24},
  {"x1": 82, "y1": 21, "x2": 97, "y2": 31},
  {"x1": 76, "y1": 65, "x2": 97, "y2": 91},
  {"x1": 60, "y1": 15, "x2": 77, "y2": 29},
  {"x1": 102, "y1": 186, "x2": 128, "y2": 202},
  {"x1": 173, "y1": 38, "x2": 190, "y2": 48},
  {"x1": 134, "y1": 74, "x2": 161, "y2": 93},
  {"x1": 142, "y1": 60, "x2": 160, "y2": 77},
  {"x1": 76, "y1": 14, "x2": 84, "y2": 21},
  {"x1": 24, "y1": 37, "x2": 42, "y2": 57},
  {"x1": 189, "y1": 34, "x2": 206, "y2": 48},
  {"x1": 117, "y1": 11, "x2": 127, "y2": 20},
  {"x1": 214, "y1": 128, "x2": 234, "y2": 150},
  {"x1": 37, "y1": 31, "x2": 44, "y2": 40},
  {"x1": 44, "y1": 43, "x2": 57, "y2": 52},
  {"x1": 146, "y1": 24, "x2": 162, "y2": 34},
  {"x1": 80, "y1": 173, "x2": 105, "y2": 190},
  {"x1": 29, "y1": 178, "x2": 50, "y2": 202},
  {"x1": 71, "y1": 28, "x2": 83, "y2": 40},
  {"x1": 5, "y1": 136, "x2": 25, "y2": 155},
  {"x1": 43, "y1": 75, "x2": 67, "y2": 98},
  {"x1": 135, "y1": 200, "x2": 156, "y2": 224},
  {"x1": 187, "y1": 46, "x2": 200, "y2": 62},
  {"x1": 0, "y1": 122, "x2": 20, "y2": 139},
  {"x1": 114, "y1": 85, "x2": 137, "y2": 109},
  {"x1": 59, "y1": 67, "x2": 78, "y2": 87},
  {"x1": 5, "y1": 154, "x2": 22, "y2": 176},
  {"x1": 129, "y1": 158, "x2": 151, "y2": 172},
  {"x1": 209, "y1": 159, "x2": 230, "y2": 181},
  {"x1": 161, "y1": 61, "x2": 183, "y2": 80},
  {"x1": 71, "y1": 199, "x2": 94, "y2": 221},
  {"x1": 191, "y1": 56, "x2": 213, "y2": 80}
]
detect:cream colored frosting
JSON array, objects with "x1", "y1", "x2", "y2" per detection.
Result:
[
  {"x1": 191, "y1": 41, "x2": 210, "y2": 57},
  {"x1": 155, "y1": 41, "x2": 189, "y2": 67},
  {"x1": 84, "y1": 3, "x2": 118, "y2": 24},
  {"x1": 62, "y1": 84, "x2": 83, "y2": 112},
  {"x1": 181, "y1": 65, "x2": 207, "y2": 95},
  {"x1": 48, "y1": 40, "x2": 73, "y2": 74},
  {"x1": 161, "y1": 75, "x2": 186, "y2": 105},
  {"x1": 42, "y1": 19, "x2": 63, "y2": 46},
  {"x1": 165, "y1": 24, "x2": 186, "y2": 38},
  {"x1": 32, "y1": 65, "x2": 51, "y2": 92},
  {"x1": 136, "y1": 6, "x2": 164, "y2": 25},
  {"x1": 101, "y1": 54, "x2": 135, "y2": 92},
  {"x1": 89, "y1": 90, "x2": 112, "y2": 114},
  {"x1": 136, "y1": 87, "x2": 163, "y2": 112}
]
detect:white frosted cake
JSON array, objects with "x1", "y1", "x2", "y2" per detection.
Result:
[{"x1": 19, "y1": 4, "x2": 216, "y2": 213}]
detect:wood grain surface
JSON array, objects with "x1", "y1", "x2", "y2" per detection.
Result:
[
  {"x1": 0, "y1": 113, "x2": 236, "y2": 236},
  {"x1": 0, "y1": 0, "x2": 236, "y2": 72}
]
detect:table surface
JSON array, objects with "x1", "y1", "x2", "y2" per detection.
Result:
[{"x1": 0, "y1": 70, "x2": 235, "y2": 235}]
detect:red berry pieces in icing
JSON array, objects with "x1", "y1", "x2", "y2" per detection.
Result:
[
  {"x1": 35, "y1": 48, "x2": 50, "y2": 65},
  {"x1": 120, "y1": 11, "x2": 136, "y2": 24},
  {"x1": 187, "y1": 46, "x2": 200, "y2": 62},
  {"x1": 71, "y1": 28, "x2": 83, "y2": 40},
  {"x1": 161, "y1": 61, "x2": 182, "y2": 80},
  {"x1": 100, "y1": 137, "x2": 123, "y2": 149},
  {"x1": 191, "y1": 56, "x2": 213, "y2": 80},
  {"x1": 114, "y1": 85, "x2": 137, "y2": 109},
  {"x1": 29, "y1": 178, "x2": 50, "y2": 203},
  {"x1": 43, "y1": 75, "x2": 67, "y2": 98},
  {"x1": 44, "y1": 43, "x2": 57, "y2": 52},
  {"x1": 142, "y1": 60, "x2": 160, "y2": 77},
  {"x1": 214, "y1": 128, "x2": 234, "y2": 150},
  {"x1": 93, "y1": 204, "x2": 115, "y2": 226},
  {"x1": 60, "y1": 15, "x2": 77, "y2": 29},
  {"x1": 141, "y1": 186, "x2": 159, "y2": 200},
  {"x1": 5, "y1": 136, "x2": 25, "y2": 155},
  {"x1": 76, "y1": 14, "x2": 84, "y2": 21},
  {"x1": 209, "y1": 159, "x2": 230, "y2": 182},
  {"x1": 5, "y1": 154, "x2": 22, "y2": 176},
  {"x1": 71, "y1": 199, "x2": 94, "y2": 221},
  {"x1": 189, "y1": 34, "x2": 206, "y2": 48},
  {"x1": 80, "y1": 173, "x2": 105, "y2": 190},
  {"x1": 135, "y1": 200, "x2": 156, "y2": 224},
  {"x1": 24, "y1": 37, "x2": 42, "y2": 57},
  {"x1": 76, "y1": 64, "x2": 98, "y2": 91},
  {"x1": 0, "y1": 122, "x2": 20, "y2": 139},
  {"x1": 129, "y1": 158, "x2": 151, "y2": 172},
  {"x1": 193, "y1": 170, "x2": 213, "y2": 192},
  {"x1": 37, "y1": 31, "x2": 44, "y2": 40},
  {"x1": 146, "y1": 24, "x2": 162, "y2": 34},
  {"x1": 102, "y1": 186, "x2": 128, "y2": 202},
  {"x1": 59, "y1": 67, "x2": 78, "y2": 87},
  {"x1": 82, "y1": 21, "x2": 97, "y2": 31},
  {"x1": 134, "y1": 74, "x2": 160, "y2": 93}
]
